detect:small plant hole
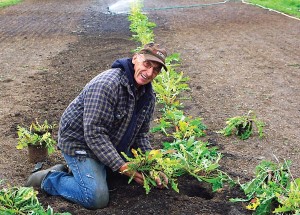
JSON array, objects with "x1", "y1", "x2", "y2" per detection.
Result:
[{"x1": 180, "y1": 184, "x2": 214, "y2": 200}]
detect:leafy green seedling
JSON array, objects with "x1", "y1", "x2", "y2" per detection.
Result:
[
  {"x1": 151, "y1": 109, "x2": 206, "y2": 139},
  {"x1": 274, "y1": 178, "x2": 300, "y2": 214},
  {"x1": 0, "y1": 185, "x2": 71, "y2": 214},
  {"x1": 164, "y1": 137, "x2": 235, "y2": 191},
  {"x1": 218, "y1": 110, "x2": 265, "y2": 140},
  {"x1": 230, "y1": 160, "x2": 297, "y2": 215},
  {"x1": 121, "y1": 149, "x2": 181, "y2": 194},
  {"x1": 128, "y1": 0, "x2": 156, "y2": 47},
  {"x1": 153, "y1": 54, "x2": 190, "y2": 108},
  {"x1": 16, "y1": 119, "x2": 57, "y2": 154}
]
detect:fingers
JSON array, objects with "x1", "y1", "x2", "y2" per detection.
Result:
[
  {"x1": 119, "y1": 163, "x2": 145, "y2": 185},
  {"x1": 133, "y1": 175, "x2": 144, "y2": 185},
  {"x1": 119, "y1": 162, "x2": 129, "y2": 173},
  {"x1": 155, "y1": 172, "x2": 169, "y2": 189},
  {"x1": 119, "y1": 163, "x2": 169, "y2": 189},
  {"x1": 155, "y1": 177, "x2": 163, "y2": 188},
  {"x1": 133, "y1": 171, "x2": 144, "y2": 186},
  {"x1": 160, "y1": 172, "x2": 169, "y2": 185}
]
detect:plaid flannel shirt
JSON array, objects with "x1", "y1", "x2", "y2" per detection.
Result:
[{"x1": 58, "y1": 67, "x2": 155, "y2": 171}]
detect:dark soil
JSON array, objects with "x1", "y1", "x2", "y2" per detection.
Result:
[{"x1": 0, "y1": 0, "x2": 299, "y2": 214}]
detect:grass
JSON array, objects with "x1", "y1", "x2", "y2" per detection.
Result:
[
  {"x1": 0, "y1": 0, "x2": 22, "y2": 8},
  {"x1": 247, "y1": 0, "x2": 300, "y2": 18}
]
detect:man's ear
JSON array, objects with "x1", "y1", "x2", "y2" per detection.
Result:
[{"x1": 132, "y1": 54, "x2": 138, "y2": 65}]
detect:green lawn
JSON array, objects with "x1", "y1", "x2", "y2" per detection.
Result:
[
  {"x1": 248, "y1": 0, "x2": 300, "y2": 18},
  {"x1": 0, "y1": 0, "x2": 22, "y2": 8}
]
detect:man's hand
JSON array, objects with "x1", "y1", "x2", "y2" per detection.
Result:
[
  {"x1": 155, "y1": 171, "x2": 169, "y2": 189},
  {"x1": 119, "y1": 162, "x2": 144, "y2": 186},
  {"x1": 119, "y1": 163, "x2": 169, "y2": 189}
]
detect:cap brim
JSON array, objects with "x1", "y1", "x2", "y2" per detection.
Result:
[{"x1": 143, "y1": 54, "x2": 168, "y2": 72}]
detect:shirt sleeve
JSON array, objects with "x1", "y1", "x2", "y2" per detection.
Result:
[{"x1": 83, "y1": 81, "x2": 125, "y2": 171}]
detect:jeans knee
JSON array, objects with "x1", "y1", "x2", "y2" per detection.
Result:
[{"x1": 84, "y1": 187, "x2": 109, "y2": 209}]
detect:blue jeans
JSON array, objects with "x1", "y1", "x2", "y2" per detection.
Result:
[{"x1": 41, "y1": 153, "x2": 109, "y2": 209}]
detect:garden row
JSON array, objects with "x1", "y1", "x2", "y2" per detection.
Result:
[{"x1": 124, "y1": 1, "x2": 300, "y2": 214}]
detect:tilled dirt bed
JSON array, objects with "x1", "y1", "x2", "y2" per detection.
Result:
[{"x1": 0, "y1": 0, "x2": 299, "y2": 214}]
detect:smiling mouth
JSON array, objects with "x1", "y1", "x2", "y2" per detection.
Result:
[{"x1": 141, "y1": 74, "x2": 148, "y2": 80}]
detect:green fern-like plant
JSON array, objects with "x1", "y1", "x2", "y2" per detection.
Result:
[
  {"x1": 0, "y1": 185, "x2": 71, "y2": 214},
  {"x1": 128, "y1": 0, "x2": 156, "y2": 48},
  {"x1": 218, "y1": 110, "x2": 265, "y2": 140},
  {"x1": 121, "y1": 149, "x2": 181, "y2": 194},
  {"x1": 16, "y1": 119, "x2": 57, "y2": 154}
]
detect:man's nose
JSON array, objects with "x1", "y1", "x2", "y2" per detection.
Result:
[{"x1": 145, "y1": 67, "x2": 154, "y2": 76}]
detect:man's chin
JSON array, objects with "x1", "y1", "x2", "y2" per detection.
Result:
[{"x1": 136, "y1": 79, "x2": 148, "y2": 86}]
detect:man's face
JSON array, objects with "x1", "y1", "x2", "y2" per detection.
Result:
[{"x1": 132, "y1": 54, "x2": 162, "y2": 87}]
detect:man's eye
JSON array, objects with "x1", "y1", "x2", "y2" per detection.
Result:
[
  {"x1": 154, "y1": 67, "x2": 161, "y2": 73},
  {"x1": 143, "y1": 61, "x2": 151, "y2": 68}
]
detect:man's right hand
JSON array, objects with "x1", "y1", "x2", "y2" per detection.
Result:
[{"x1": 119, "y1": 162, "x2": 144, "y2": 186}]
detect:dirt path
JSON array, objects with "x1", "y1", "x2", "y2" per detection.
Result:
[
  {"x1": 0, "y1": 0, "x2": 299, "y2": 214},
  {"x1": 1, "y1": 0, "x2": 94, "y2": 185}
]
